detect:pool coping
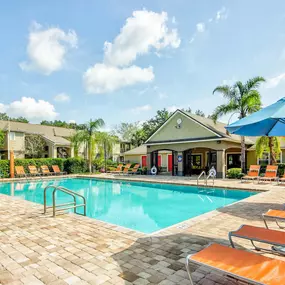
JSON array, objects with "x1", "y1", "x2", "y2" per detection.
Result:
[{"x1": 0, "y1": 175, "x2": 265, "y2": 236}]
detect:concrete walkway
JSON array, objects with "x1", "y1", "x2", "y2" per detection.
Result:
[{"x1": 1, "y1": 176, "x2": 285, "y2": 284}]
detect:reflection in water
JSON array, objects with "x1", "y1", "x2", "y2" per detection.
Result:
[{"x1": 0, "y1": 179, "x2": 256, "y2": 233}]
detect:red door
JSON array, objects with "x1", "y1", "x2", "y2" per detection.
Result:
[
  {"x1": 158, "y1": 155, "x2": 162, "y2": 167},
  {"x1": 142, "y1": 155, "x2": 147, "y2": 167},
  {"x1": 168, "y1": 155, "x2": 173, "y2": 172}
]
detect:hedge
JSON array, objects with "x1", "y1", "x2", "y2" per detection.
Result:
[
  {"x1": 0, "y1": 157, "x2": 88, "y2": 177},
  {"x1": 63, "y1": 158, "x2": 88, "y2": 174},
  {"x1": 227, "y1": 168, "x2": 243, "y2": 179}
]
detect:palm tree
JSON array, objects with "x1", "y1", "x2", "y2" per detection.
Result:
[
  {"x1": 95, "y1": 132, "x2": 118, "y2": 172},
  {"x1": 212, "y1": 76, "x2": 265, "y2": 173},
  {"x1": 256, "y1": 136, "x2": 281, "y2": 165}
]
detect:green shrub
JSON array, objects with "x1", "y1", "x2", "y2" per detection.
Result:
[
  {"x1": 64, "y1": 157, "x2": 87, "y2": 174},
  {"x1": 277, "y1": 163, "x2": 285, "y2": 177},
  {"x1": 0, "y1": 160, "x2": 9, "y2": 178},
  {"x1": 227, "y1": 168, "x2": 243, "y2": 179},
  {"x1": 93, "y1": 158, "x2": 105, "y2": 171},
  {"x1": 14, "y1": 158, "x2": 64, "y2": 172}
]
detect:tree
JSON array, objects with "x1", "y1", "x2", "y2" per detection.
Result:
[
  {"x1": 212, "y1": 76, "x2": 265, "y2": 173},
  {"x1": 256, "y1": 136, "x2": 281, "y2": 165},
  {"x1": 0, "y1": 130, "x2": 5, "y2": 148},
  {"x1": 114, "y1": 122, "x2": 140, "y2": 141},
  {"x1": 0, "y1": 113, "x2": 9, "y2": 121},
  {"x1": 25, "y1": 135, "x2": 46, "y2": 158},
  {"x1": 79, "y1": 119, "x2": 105, "y2": 172},
  {"x1": 70, "y1": 131, "x2": 86, "y2": 157},
  {"x1": 131, "y1": 129, "x2": 147, "y2": 147},
  {"x1": 181, "y1": 107, "x2": 192, "y2": 113},
  {"x1": 12, "y1": 116, "x2": 29, "y2": 123},
  {"x1": 95, "y1": 132, "x2": 118, "y2": 172},
  {"x1": 195, "y1": 109, "x2": 205, "y2": 117}
]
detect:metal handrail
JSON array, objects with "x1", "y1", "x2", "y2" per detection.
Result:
[
  {"x1": 197, "y1": 171, "x2": 206, "y2": 186},
  {"x1": 44, "y1": 185, "x2": 86, "y2": 217},
  {"x1": 206, "y1": 173, "x2": 215, "y2": 187}
]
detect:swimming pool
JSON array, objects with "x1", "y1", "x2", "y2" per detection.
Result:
[{"x1": 0, "y1": 178, "x2": 257, "y2": 233}]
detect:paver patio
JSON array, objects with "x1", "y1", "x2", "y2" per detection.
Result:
[{"x1": 1, "y1": 175, "x2": 285, "y2": 284}]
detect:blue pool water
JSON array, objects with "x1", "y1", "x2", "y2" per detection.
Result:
[{"x1": 0, "y1": 178, "x2": 257, "y2": 233}]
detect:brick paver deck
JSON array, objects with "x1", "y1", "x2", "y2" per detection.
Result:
[{"x1": 1, "y1": 176, "x2": 285, "y2": 284}]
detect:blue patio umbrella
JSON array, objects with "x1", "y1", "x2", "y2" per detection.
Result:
[{"x1": 225, "y1": 97, "x2": 285, "y2": 136}]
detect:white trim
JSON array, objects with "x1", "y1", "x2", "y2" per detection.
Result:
[
  {"x1": 145, "y1": 110, "x2": 222, "y2": 143},
  {"x1": 146, "y1": 137, "x2": 223, "y2": 146}
]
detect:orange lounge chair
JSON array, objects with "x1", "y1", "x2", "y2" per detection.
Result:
[
  {"x1": 186, "y1": 243, "x2": 285, "y2": 285},
  {"x1": 109, "y1": 164, "x2": 123, "y2": 174},
  {"x1": 229, "y1": 224, "x2": 285, "y2": 255},
  {"x1": 263, "y1": 209, "x2": 285, "y2": 229},
  {"x1": 258, "y1": 165, "x2": 278, "y2": 183},
  {"x1": 15, "y1": 166, "x2": 27, "y2": 178},
  {"x1": 40, "y1": 165, "x2": 54, "y2": 176},
  {"x1": 241, "y1": 165, "x2": 260, "y2": 182},
  {"x1": 28, "y1": 165, "x2": 41, "y2": 177},
  {"x1": 52, "y1": 165, "x2": 67, "y2": 175},
  {"x1": 120, "y1": 164, "x2": 131, "y2": 175},
  {"x1": 128, "y1": 164, "x2": 140, "y2": 175}
]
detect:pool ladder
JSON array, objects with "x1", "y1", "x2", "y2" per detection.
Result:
[
  {"x1": 197, "y1": 171, "x2": 215, "y2": 187},
  {"x1": 43, "y1": 185, "x2": 86, "y2": 217}
]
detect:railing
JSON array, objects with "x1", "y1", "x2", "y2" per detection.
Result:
[
  {"x1": 197, "y1": 171, "x2": 206, "y2": 186},
  {"x1": 197, "y1": 171, "x2": 216, "y2": 187},
  {"x1": 44, "y1": 185, "x2": 86, "y2": 217}
]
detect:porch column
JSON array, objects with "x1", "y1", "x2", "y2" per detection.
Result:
[
  {"x1": 177, "y1": 151, "x2": 183, "y2": 176},
  {"x1": 216, "y1": 149, "x2": 226, "y2": 179},
  {"x1": 146, "y1": 152, "x2": 152, "y2": 175}
]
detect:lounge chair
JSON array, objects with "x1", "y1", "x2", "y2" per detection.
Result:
[
  {"x1": 52, "y1": 165, "x2": 67, "y2": 175},
  {"x1": 263, "y1": 209, "x2": 285, "y2": 229},
  {"x1": 258, "y1": 165, "x2": 278, "y2": 183},
  {"x1": 128, "y1": 164, "x2": 140, "y2": 175},
  {"x1": 186, "y1": 243, "x2": 285, "y2": 285},
  {"x1": 229, "y1": 224, "x2": 285, "y2": 255},
  {"x1": 241, "y1": 165, "x2": 260, "y2": 182},
  {"x1": 15, "y1": 166, "x2": 27, "y2": 178},
  {"x1": 120, "y1": 164, "x2": 132, "y2": 175},
  {"x1": 109, "y1": 164, "x2": 123, "y2": 174},
  {"x1": 28, "y1": 165, "x2": 41, "y2": 177},
  {"x1": 40, "y1": 165, "x2": 54, "y2": 176}
]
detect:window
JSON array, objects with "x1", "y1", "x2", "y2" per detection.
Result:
[
  {"x1": 191, "y1": 154, "x2": 202, "y2": 168},
  {"x1": 9, "y1": 132, "x2": 15, "y2": 141},
  {"x1": 258, "y1": 152, "x2": 282, "y2": 165}
]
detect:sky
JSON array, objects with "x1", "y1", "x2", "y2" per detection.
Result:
[{"x1": 1, "y1": 1, "x2": 285, "y2": 129}]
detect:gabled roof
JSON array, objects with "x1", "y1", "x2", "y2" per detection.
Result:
[
  {"x1": 145, "y1": 109, "x2": 255, "y2": 145},
  {"x1": 0, "y1": 120, "x2": 75, "y2": 146}
]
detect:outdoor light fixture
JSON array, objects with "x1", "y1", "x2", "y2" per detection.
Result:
[{"x1": 176, "y1": 118, "x2": 182, "y2": 129}]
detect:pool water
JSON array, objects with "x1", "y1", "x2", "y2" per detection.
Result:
[{"x1": 0, "y1": 178, "x2": 257, "y2": 233}]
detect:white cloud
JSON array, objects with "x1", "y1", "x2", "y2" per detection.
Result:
[
  {"x1": 68, "y1": 119, "x2": 76, "y2": 124},
  {"x1": 158, "y1": 92, "x2": 168, "y2": 99},
  {"x1": 265, "y1": 73, "x2": 285, "y2": 88},
  {"x1": 0, "y1": 103, "x2": 7, "y2": 113},
  {"x1": 104, "y1": 10, "x2": 180, "y2": 67},
  {"x1": 1, "y1": 97, "x2": 58, "y2": 121},
  {"x1": 216, "y1": 7, "x2": 228, "y2": 22},
  {"x1": 131, "y1": 104, "x2": 152, "y2": 113},
  {"x1": 196, "y1": 23, "x2": 205, "y2": 33},
  {"x1": 54, "y1": 92, "x2": 70, "y2": 102},
  {"x1": 83, "y1": 63, "x2": 154, "y2": 94},
  {"x1": 20, "y1": 21, "x2": 78, "y2": 75},
  {"x1": 167, "y1": 105, "x2": 182, "y2": 112}
]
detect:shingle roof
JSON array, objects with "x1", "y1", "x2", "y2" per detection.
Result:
[{"x1": 0, "y1": 120, "x2": 75, "y2": 146}]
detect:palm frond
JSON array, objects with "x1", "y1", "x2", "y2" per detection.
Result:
[
  {"x1": 212, "y1": 85, "x2": 231, "y2": 98},
  {"x1": 241, "y1": 90, "x2": 262, "y2": 114},
  {"x1": 245, "y1": 76, "x2": 266, "y2": 91},
  {"x1": 233, "y1": 81, "x2": 244, "y2": 98},
  {"x1": 211, "y1": 102, "x2": 239, "y2": 122}
]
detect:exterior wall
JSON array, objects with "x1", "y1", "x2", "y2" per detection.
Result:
[
  {"x1": 247, "y1": 151, "x2": 256, "y2": 168},
  {"x1": 9, "y1": 132, "x2": 25, "y2": 158},
  {"x1": 148, "y1": 112, "x2": 219, "y2": 143},
  {"x1": 124, "y1": 153, "x2": 170, "y2": 168}
]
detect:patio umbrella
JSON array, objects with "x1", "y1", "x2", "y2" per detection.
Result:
[{"x1": 225, "y1": 97, "x2": 285, "y2": 136}]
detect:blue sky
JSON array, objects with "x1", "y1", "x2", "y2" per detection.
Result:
[{"x1": 1, "y1": 1, "x2": 285, "y2": 128}]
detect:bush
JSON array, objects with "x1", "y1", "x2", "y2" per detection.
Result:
[
  {"x1": 64, "y1": 157, "x2": 87, "y2": 174},
  {"x1": 227, "y1": 168, "x2": 243, "y2": 179},
  {"x1": 14, "y1": 158, "x2": 64, "y2": 172},
  {"x1": 0, "y1": 160, "x2": 9, "y2": 178},
  {"x1": 277, "y1": 163, "x2": 285, "y2": 177}
]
